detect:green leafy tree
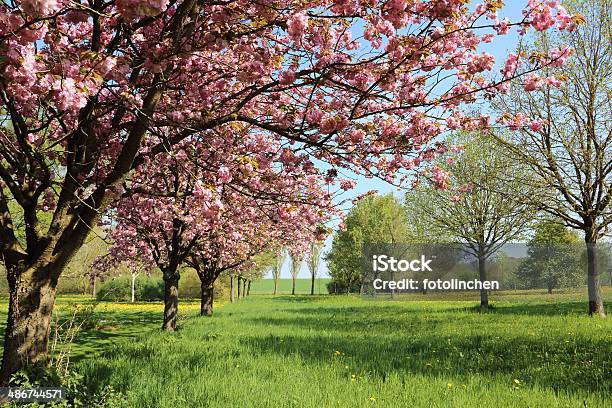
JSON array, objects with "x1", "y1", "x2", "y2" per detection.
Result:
[
  {"x1": 517, "y1": 219, "x2": 583, "y2": 293},
  {"x1": 243, "y1": 252, "x2": 276, "y2": 296},
  {"x1": 494, "y1": 0, "x2": 611, "y2": 315},
  {"x1": 326, "y1": 194, "x2": 411, "y2": 294},
  {"x1": 406, "y1": 133, "x2": 537, "y2": 307}
]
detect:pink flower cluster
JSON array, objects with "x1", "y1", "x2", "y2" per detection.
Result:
[
  {"x1": 21, "y1": 0, "x2": 59, "y2": 16},
  {"x1": 466, "y1": 52, "x2": 495, "y2": 74},
  {"x1": 287, "y1": 12, "x2": 309, "y2": 42},
  {"x1": 116, "y1": 0, "x2": 169, "y2": 17},
  {"x1": 526, "y1": 0, "x2": 579, "y2": 32}
]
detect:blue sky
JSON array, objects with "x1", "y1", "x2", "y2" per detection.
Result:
[{"x1": 273, "y1": 1, "x2": 530, "y2": 279}]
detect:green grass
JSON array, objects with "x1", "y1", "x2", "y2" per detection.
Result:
[
  {"x1": 248, "y1": 278, "x2": 330, "y2": 294},
  {"x1": 72, "y1": 293, "x2": 611, "y2": 407},
  {"x1": 0, "y1": 292, "x2": 610, "y2": 406},
  {"x1": 0, "y1": 296, "x2": 209, "y2": 363}
]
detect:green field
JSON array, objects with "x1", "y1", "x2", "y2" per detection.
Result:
[
  {"x1": 0, "y1": 292, "x2": 610, "y2": 407},
  {"x1": 248, "y1": 278, "x2": 331, "y2": 294}
]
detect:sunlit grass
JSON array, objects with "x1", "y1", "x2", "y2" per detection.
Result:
[
  {"x1": 74, "y1": 293, "x2": 610, "y2": 407},
  {"x1": 0, "y1": 297, "x2": 224, "y2": 362},
  {"x1": 248, "y1": 278, "x2": 330, "y2": 294}
]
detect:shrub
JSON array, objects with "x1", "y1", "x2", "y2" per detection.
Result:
[
  {"x1": 138, "y1": 279, "x2": 165, "y2": 301},
  {"x1": 96, "y1": 277, "x2": 131, "y2": 302},
  {"x1": 10, "y1": 365, "x2": 126, "y2": 407},
  {"x1": 96, "y1": 277, "x2": 165, "y2": 302},
  {"x1": 326, "y1": 279, "x2": 361, "y2": 294}
]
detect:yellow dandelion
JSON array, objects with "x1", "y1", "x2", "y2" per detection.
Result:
[
  {"x1": 513, "y1": 379, "x2": 521, "y2": 384},
  {"x1": 447, "y1": 383, "x2": 453, "y2": 389},
  {"x1": 368, "y1": 396, "x2": 376, "y2": 401}
]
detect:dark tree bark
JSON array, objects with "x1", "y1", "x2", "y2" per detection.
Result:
[
  {"x1": 247, "y1": 280, "x2": 251, "y2": 296},
  {"x1": 162, "y1": 273, "x2": 180, "y2": 331},
  {"x1": 200, "y1": 282, "x2": 214, "y2": 316},
  {"x1": 0, "y1": 214, "x2": 88, "y2": 385},
  {"x1": 478, "y1": 252, "x2": 489, "y2": 308},
  {"x1": 241, "y1": 278, "x2": 246, "y2": 298},
  {"x1": 291, "y1": 276, "x2": 296, "y2": 295},
  {"x1": 585, "y1": 233, "x2": 606, "y2": 316},
  {"x1": 187, "y1": 254, "x2": 245, "y2": 314},
  {"x1": 0, "y1": 266, "x2": 58, "y2": 385},
  {"x1": 273, "y1": 277, "x2": 278, "y2": 295},
  {"x1": 310, "y1": 273, "x2": 315, "y2": 295}
]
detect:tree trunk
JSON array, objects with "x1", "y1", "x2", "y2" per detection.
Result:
[
  {"x1": 92, "y1": 275, "x2": 96, "y2": 298},
  {"x1": 237, "y1": 277, "x2": 241, "y2": 300},
  {"x1": 200, "y1": 282, "x2": 213, "y2": 316},
  {"x1": 273, "y1": 275, "x2": 278, "y2": 295},
  {"x1": 311, "y1": 273, "x2": 315, "y2": 295},
  {"x1": 230, "y1": 276, "x2": 235, "y2": 303},
  {"x1": 247, "y1": 280, "x2": 251, "y2": 296},
  {"x1": 1, "y1": 267, "x2": 58, "y2": 385},
  {"x1": 131, "y1": 274, "x2": 136, "y2": 303},
  {"x1": 585, "y1": 237, "x2": 606, "y2": 316},
  {"x1": 162, "y1": 275, "x2": 180, "y2": 331},
  {"x1": 478, "y1": 253, "x2": 489, "y2": 308},
  {"x1": 291, "y1": 276, "x2": 296, "y2": 295}
]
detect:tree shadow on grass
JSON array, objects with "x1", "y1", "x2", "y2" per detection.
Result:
[
  {"x1": 238, "y1": 299, "x2": 611, "y2": 396},
  {"x1": 239, "y1": 318, "x2": 610, "y2": 396},
  {"x1": 268, "y1": 295, "x2": 328, "y2": 303},
  {"x1": 77, "y1": 297, "x2": 611, "y2": 400},
  {"x1": 62, "y1": 310, "x2": 161, "y2": 362},
  {"x1": 452, "y1": 301, "x2": 596, "y2": 316}
]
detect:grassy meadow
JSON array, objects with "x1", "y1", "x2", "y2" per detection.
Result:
[
  {"x1": 0, "y1": 290, "x2": 610, "y2": 407},
  {"x1": 248, "y1": 278, "x2": 331, "y2": 294}
]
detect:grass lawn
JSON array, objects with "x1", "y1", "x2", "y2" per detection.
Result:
[
  {"x1": 248, "y1": 278, "x2": 331, "y2": 294},
  {"x1": 62, "y1": 291, "x2": 612, "y2": 407},
  {"x1": 0, "y1": 296, "x2": 212, "y2": 363},
  {"x1": 0, "y1": 291, "x2": 610, "y2": 406}
]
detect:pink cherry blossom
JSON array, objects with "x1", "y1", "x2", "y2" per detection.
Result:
[
  {"x1": 524, "y1": 73, "x2": 544, "y2": 91},
  {"x1": 287, "y1": 12, "x2": 309, "y2": 42}
]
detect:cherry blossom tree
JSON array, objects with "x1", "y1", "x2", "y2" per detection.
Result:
[
  {"x1": 108, "y1": 127, "x2": 334, "y2": 326},
  {"x1": 186, "y1": 197, "x2": 328, "y2": 315},
  {"x1": 0, "y1": 0, "x2": 581, "y2": 381}
]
